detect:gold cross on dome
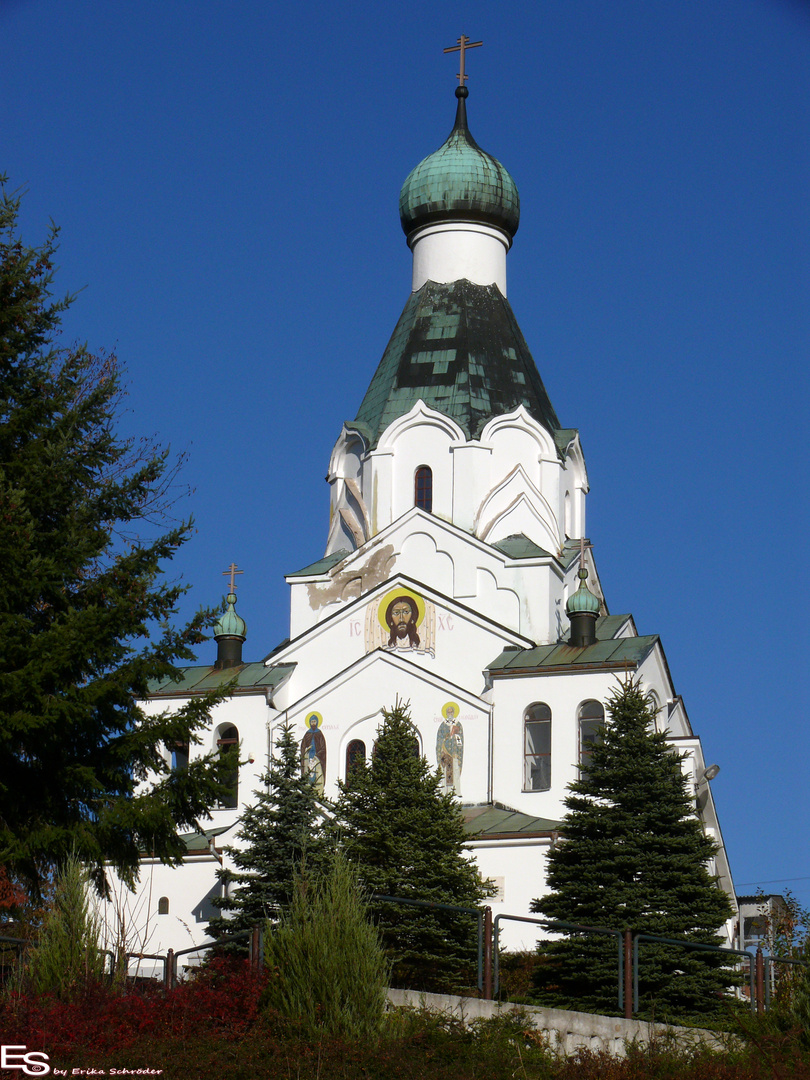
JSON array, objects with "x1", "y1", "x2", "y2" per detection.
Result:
[
  {"x1": 443, "y1": 34, "x2": 483, "y2": 85},
  {"x1": 222, "y1": 562, "x2": 243, "y2": 592}
]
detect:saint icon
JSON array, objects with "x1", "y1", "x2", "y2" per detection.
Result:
[
  {"x1": 436, "y1": 701, "x2": 463, "y2": 795},
  {"x1": 301, "y1": 712, "x2": 326, "y2": 795}
]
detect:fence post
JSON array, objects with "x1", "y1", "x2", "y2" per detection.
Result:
[
  {"x1": 755, "y1": 948, "x2": 765, "y2": 1014},
  {"x1": 164, "y1": 948, "x2": 174, "y2": 992},
  {"x1": 483, "y1": 907, "x2": 493, "y2": 1000},
  {"x1": 623, "y1": 930, "x2": 633, "y2": 1019}
]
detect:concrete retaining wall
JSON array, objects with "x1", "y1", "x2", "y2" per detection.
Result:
[{"x1": 386, "y1": 988, "x2": 730, "y2": 1058}]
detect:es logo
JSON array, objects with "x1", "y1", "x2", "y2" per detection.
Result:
[{"x1": 1, "y1": 1046, "x2": 50, "y2": 1076}]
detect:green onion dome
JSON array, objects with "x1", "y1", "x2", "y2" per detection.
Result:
[
  {"x1": 566, "y1": 568, "x2": 600, "y2": 617},
  {"x1": 214, "y1": 592, "x2": 246, "y2": 641},
  {"x1": 399, "y1": 87, "x2": 520, "y2": 241}
]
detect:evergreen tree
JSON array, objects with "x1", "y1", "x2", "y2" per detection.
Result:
[
  {"x1": 335, "y1": 701, "x2": 490, "y2": 992},
  {"x1": 531, "y1": 679, "x2": 734, "y2": 1018},
  {"x1": 0, "y1": 183, "x2": 230, "y2": 897},
  {"x1": 208, "y1": 719, "x2": 331, "y2": 947}
]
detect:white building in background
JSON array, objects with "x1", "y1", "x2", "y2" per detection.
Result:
[{"x1": 105, "y1": 78, "x2": 736, "y2": 961}]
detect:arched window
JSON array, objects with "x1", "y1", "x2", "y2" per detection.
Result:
[
  {"x1": 216, "y1": 724, "x2": 239, "y2": 809},
  {"x1": 578, "y1": 700, "x2": 605, "y2": 777},
  {"x1": 158, "y1": 896, "x2": 169, "y2": 916},
  {"x1": 523, "y1": 703, "x2": 551, "y2": 791},
  {"x1": 345, "y1": 739, "x2": 366, "y2": 779},
  {"x1": 414, "y1": 466, "x2": 433, "y2": 512}
]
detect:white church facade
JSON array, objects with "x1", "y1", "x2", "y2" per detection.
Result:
[{"x1": 105, "y1": 73, "x2": 736, "y2": 961}]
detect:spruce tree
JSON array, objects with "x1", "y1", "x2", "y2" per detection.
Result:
[
  {"x1": 531, "y1": 679, "x2": 734, "y2": 1018},
  {"x1": 0, "y1": 183, "x2": 230, "y2": 897},
  {"x1": 335, "y1": 701, "x2": 490, "y2": 992},
  {"x1": 208, "y1": 718, "x2": 331, "y2": 947}
]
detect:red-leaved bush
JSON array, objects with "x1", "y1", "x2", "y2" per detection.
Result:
[{"x1": 0, "y1": 956, "x2": 269, "y2": 1057}]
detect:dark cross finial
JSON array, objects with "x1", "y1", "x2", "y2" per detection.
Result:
[
  {"x1": 222, "y1": 562, "x2": 243, "y2": 593},
  {"x1": 443, "y1": 34, "x2": 483, "y2": 85}
]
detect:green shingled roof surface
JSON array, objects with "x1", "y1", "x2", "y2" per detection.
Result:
[
  {"x1": 487, "y1": 634, "x2": 657, "y2": 673},
  {"x1": 350, "y1": 280, "x2": 561, "y2": 448},
  {"x1": 148, "y1": 662, "x2": 295, "y2": 696},
  {"x1": 462, "y1": 804, "x2": 560, "y2": 837}
]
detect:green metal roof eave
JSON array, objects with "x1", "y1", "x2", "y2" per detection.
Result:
[
  {"x1": 147, "y1": 661, "x2": 296, "y2": 697},
  {"x1": 287, "y1": 550, "x2": 351, "y2": 578},
  {"x1": 491, "y1": 533, "x2": 556, "y2": 561},
  {"x1": 486, "y1": 634, "x2": 659, "y2": 674},
  {"x1": 554, "y1": 429, "x2": 579, "y2": 460},
  {"x1": 179, "y1": 824, "x2": 233, "y2": 853},
  {"x1": 462, "y1": 804, "x2": 561, "y2": 838},
  {"x1": 342, "y1": 420, "x2": 372, "y2": 445}
]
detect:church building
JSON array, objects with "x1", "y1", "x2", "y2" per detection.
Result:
[{"x1": 108, "y1": 54, "x2": 736, "y2": 960}]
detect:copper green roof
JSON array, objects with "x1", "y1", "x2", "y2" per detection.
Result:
[
  {"x1": 213, "y1": 592, "x2": 246, "y2": 640},
  {"x1": 148, "y1": 662, "x2": 295, "y2": 697},
  {"x1": 349, "y1": 280, "x2": 561, "y2": 448},
  {"x1": 400, "y1": 88, "x2": 520, "y2": 240},
  {"x1": 488, "y1": 634, "x2": 658, "y2": 674},
  {"x1": 566, "y1": 568, "x2": 600, "y2": 615},
  {"x1": 491, "y1": 534, "x2": 555, "y2": 560},
  {"x1": 287, "y1": 550, "x2": 350, "y2": 578},
  {"x1": 179, "y1": 825, "x2": 233, "y2": 853},
  {"x1": 462, "y1": 803, "x2": 560, "y2": 838}
]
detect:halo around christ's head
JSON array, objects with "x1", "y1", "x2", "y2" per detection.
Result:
[{"x1": 377, "y1": 587, "x2": 426, "y2": 632}]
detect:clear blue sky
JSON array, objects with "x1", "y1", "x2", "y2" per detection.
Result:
[{"x1": 4, "y1": 0, "x2": 808, "y2": 914}]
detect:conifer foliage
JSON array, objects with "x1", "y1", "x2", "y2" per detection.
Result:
[
  {"x1": 208, "y1": 719, "x2": 331, "y2": 945},
  {"x1": 335, "y1": 701, "x2": 489, "y2": 992},
  {"x1": 262, "y1": 853, "x2": 389, "y2": 1042},
  {"x1": 0, "y1": 184, "x2": 230, "y2": 897},
  {"x1": 531, "y1": 679, "x2": 733, "y2": 1017}
]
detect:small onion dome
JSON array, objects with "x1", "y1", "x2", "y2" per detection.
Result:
[
  {"x1": 399, "y1": 86, "x2": 520, "y2": 241},
  {"x1": 214, "y1": 593, "x2": 246, "y2": 670},
  {"x1": 214, "y1": 593, "x2": 247, "y2": 640},
  {"x1": 566, "y1": 568, "x2": 599, "y2": 649},
  {"x1": 566, "y1": 568, "x2": 600, "y2": 617}
]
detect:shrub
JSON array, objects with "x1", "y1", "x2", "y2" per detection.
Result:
[
  {"x1": 23, "y1": 854, "x2": 105, "y2": 998},
  {"x1": 262, "y1": 853, "x2": 389, "y2": 1041}
]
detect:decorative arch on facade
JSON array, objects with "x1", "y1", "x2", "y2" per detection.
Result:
[
  {"x1": 474, "y1": 462, "x2": 562, "y2": 550},
  {"x1": 376, "y1": 400, "x2": 465, "y2": 452},
  {"x1": 523, "y1": 702, "x2": 551, "y2": 792},
  {"x1": 479, "y1": 405, "x2": 558, "y2": 461}
]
